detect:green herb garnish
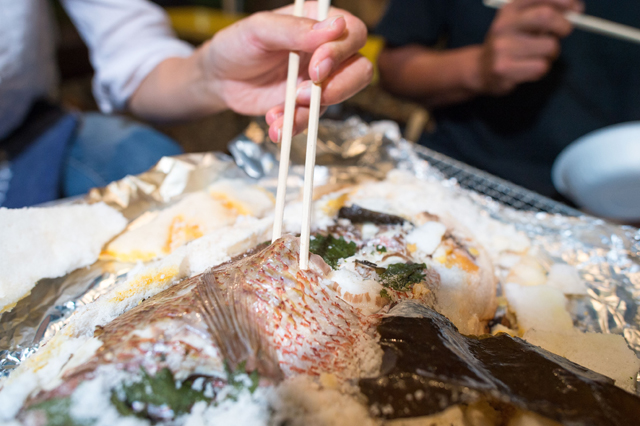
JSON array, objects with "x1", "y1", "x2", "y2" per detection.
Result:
[
  {"x1": 224, "y1": 361, "x2": 260, "y2": 400},
  {"x1": 27, "y1": 397, "x2": 90, "y2": 426},
  {"x1": 112, "y1": 367, "x2": 210, "y2": 419},
  {"x1": 376, "y1": 245, "x2": 387, "y2": 253},
  {"x1": 309, "y1": 235, "x2": 357, "y2": 269},
  {"x1": 111, "y1": 391, "x2": 136, "y2": 417},
  {"x1": 379, "y1": 263, "x2": 427, "y2": 292},
  {"x1": 380, "y1": 289, "x2": 391, "y2": 299}
]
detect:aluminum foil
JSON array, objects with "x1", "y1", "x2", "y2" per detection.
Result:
[{"x1": 1, "y1": 117, "x2": 639, "y2": 384}]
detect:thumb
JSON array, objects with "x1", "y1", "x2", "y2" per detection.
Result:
[{"x1": 244, "y1": 12, "x2": 346, "y2": 53}]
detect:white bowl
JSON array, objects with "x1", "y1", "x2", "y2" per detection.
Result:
[{"x1": 552, "y1": 122, "x2": 640, "y2": 221}]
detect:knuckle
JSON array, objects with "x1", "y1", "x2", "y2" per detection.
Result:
[
  {"x1": 250, "y1": 11, "x2": 269, "y2": 26},
  {"x1": 558, "y1": 20, "x2": 573, "y2": 36},
  {"x1": 491, "y1": 21, "x2": 509, "y2": 35},
  {"x1": 493, "y1": 59, "x2": 511, "y2": 77},
  {"x1": 535, "y1": 7, "x2": 557, "y2": 24},
  {"x1": 315, "y1": 43, "x2": 335, "y2": 60},
  {"x1": 322, "y1": 90, "x2": 338, "y2": 106},
  {"x1": 321, "y1": 80, "x2": 338, "y2": 105},
  {"x1": 341, "y1": 13, "x2": 367, "y2": 49},
  {"x1": 353, "y1": 20, "x2": 368, "y2": 49},
  {"x1": 493, "y1": 38, "x2": 511, "y2": 55},
  {"x1": 531, "y1": 61, "x2": 550, "y2": 79},
  {"x1": 243, "y1": 13, "x2": 269, "y2": 47}
]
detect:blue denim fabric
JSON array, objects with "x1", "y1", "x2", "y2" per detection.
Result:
[
  {"x1": 0, "y1": 112, "x2": 184, "y2": 207},
  {"x1": 62, "y1": 113, "x2": 183, "y2": 197},
  {"x1": 1, "y1": 114, "x2": 77, "y2": 208}
]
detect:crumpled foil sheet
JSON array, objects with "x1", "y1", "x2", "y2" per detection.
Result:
[{"x1": 1, "y1": 117, "x2": 639, "y2": 386}]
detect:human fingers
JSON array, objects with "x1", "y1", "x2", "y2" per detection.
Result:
[
  {"x1": 242, "y1": 11, "x2": 347, "y2": 54},
  {"x1": 492, "y1": 0, "x2": 579, "y2": 39},
  {"x1": 296, "y1": 55, "x2": 373, "y2": 106},
  {"x1": 493, "y1": 35, "x2": 560, "y2": 60},
  {"x1": 267, "y1": 106, "x2": 308, "y2": 143},
  {"x1": 266, "y1": 57, "x2": 372, "y2": 117},
  {"x1": 514, "y1": 5, "x2": 574, "y2": 37},
  {"x1": 489, "y1": 56, "x2": 551, "y2": 87},
  {"x1": 266, "y1": 106, "x2": 329, "y2": 143},
  {"x1": 480, "y1": 34, "x2": 553, "y2": 94},
  {"x1": 272, "y1": 2, "x2": 368, "y2": 83},
  {"x1": 265, "y1": 106, "x2": 284, "y2": 127},
  {"x1": 306, "y1": 13, "x2": 368, "y2": 83}
]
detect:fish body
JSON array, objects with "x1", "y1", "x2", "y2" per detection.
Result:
[
  {"x1": 23, "y1": 236, "x2": 375, "y2": 413},
  {"x1": 7, "y1": 183, "x2": 503, "y2": 424}
]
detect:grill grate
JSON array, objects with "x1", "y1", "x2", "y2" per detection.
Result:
[{"x1": 413, "y1": 145, "x2": 581, "y2": 216}]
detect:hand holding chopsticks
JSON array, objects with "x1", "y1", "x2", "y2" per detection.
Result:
[
  {"x1": 474, "y1": 0, "x2": 637, "y2": 95},
  {"x1": 484, "y1": 0, "x2": 640, "y2": 45},
  {"x1": 268, "y1": 1, "x2": 370, "y2": 269}
]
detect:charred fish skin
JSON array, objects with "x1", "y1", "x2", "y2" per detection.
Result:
[
  {"x1": 338, "y1": 205, "x2": 408, "y2": 226},
  {"x1": 360, "y1": 303, "x2": 640, "y2": 425}
]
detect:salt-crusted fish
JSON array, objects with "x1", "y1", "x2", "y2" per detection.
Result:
[
  {"x1": 313, "y1": 204, "x2": 498, "y2": 334},
  {"x1": 4, "y1": 170, "x2": 639, "y2": 426},
  {"x1": 0, "y1": 203, "x2": 127, "y2": 313},
  {"x1": 5, "y1": 193, "x2": 497, "y2": 422},
  {"x1": 102, "y1": 179, "x2": 275, "y2": 262},
  {"x1": 16, "y1": 235, "x2": 379, "y2": 424}
]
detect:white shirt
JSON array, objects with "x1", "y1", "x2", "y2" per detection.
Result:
[{"x1": 0, "y1": 0, "x2": 194, "y2": 140}]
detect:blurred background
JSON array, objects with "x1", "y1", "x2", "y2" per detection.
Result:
[{"x1": 54, "y1": 0, "x2": 430, "y2": 154}]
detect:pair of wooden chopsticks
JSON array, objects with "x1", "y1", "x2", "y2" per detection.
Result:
[
  {"x1": 484, "y1": 0, "x2": 640, "y2": 45},
  {"x1": 272, "y1": 0, "x2": 331, "y2": 270}
]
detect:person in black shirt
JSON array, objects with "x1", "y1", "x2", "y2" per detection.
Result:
[{"x1": 376, "y1": 0, "x2": 640, "y2": 197}]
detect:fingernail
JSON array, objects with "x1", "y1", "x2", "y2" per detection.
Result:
[
  {"x1": 277, "y1": 127, "x2": 283, "y2": 143},
  {"x1": 297, "y1": 81, "x2": 312, "y2": 103},
  {"x1": 314, "y1": 58, "x2": 333, "y2": 82},
  {"x1": 312, "y1": 15, "x2": 342, "y2": 31},
  {"x1": 267, "y1": 111, "x2": 280, "y2": 125}
]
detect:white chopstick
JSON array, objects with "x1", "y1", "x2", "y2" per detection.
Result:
[
  {"x1": 299, "y1": 0, "x2": 331, "y2": 270},
  {"x1": 484, "y1": 0, "x2": 640, "y2": 45},
  {"x1": 272, "y1": 0, "x2": 306, "y2": 243}
]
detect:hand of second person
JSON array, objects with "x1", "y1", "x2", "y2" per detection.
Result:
[
  {"x1": 478, "y1": 0, "x2": 583, "y2": 95},
  {"x1": 203, "y1": 2, "x2": 372, "y2": 142}
]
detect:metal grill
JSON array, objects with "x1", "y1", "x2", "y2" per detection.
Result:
[{"x1": 413, "y1": 145, "x2": 581, "y2": 216}]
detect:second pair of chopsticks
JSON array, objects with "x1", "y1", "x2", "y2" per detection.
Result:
[
  {"x1": 272, "y1": 0, "x2": 331, "y2": 270},
  {"x1": 484, "y1": 0, "x2": 640, "y2": 45}
]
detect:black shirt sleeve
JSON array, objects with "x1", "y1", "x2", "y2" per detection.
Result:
[{"x1": 374, "y1": 0, "x2": 446, "y2": 48}]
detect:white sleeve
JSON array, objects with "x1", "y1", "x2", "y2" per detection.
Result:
[{"x1": 60, "y1": 0, "x2": 195, "y2": 113}]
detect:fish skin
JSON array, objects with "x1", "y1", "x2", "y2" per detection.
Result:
[
  {"x1": 25, "y1": 236, "x2": 373, "y2": 408},
  {"x1": 18, "y1": 212, "x2": 498, "y2": 414}
]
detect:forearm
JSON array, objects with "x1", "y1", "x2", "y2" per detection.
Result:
[
  {"x1": 128, "y1": 42, "x2": 226, "y2": 122},
  {"x1": 378, "y1": 44, "x2": 484, "y2": 109}
]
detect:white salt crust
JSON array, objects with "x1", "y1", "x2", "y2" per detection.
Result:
[
  {"x1": 3, "y1": 171, "x2": 636, "y2": 426},
  {"x1": 0, "y1": 202, "x2": 127, "y2": 313}
]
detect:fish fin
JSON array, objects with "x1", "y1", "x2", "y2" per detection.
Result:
[
  {"x1": 195, "y1": 271, "x2": 246, "y2": 364},
  {"x1": 195, "y1": 269, "x2": 282, "y2": 382}
]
